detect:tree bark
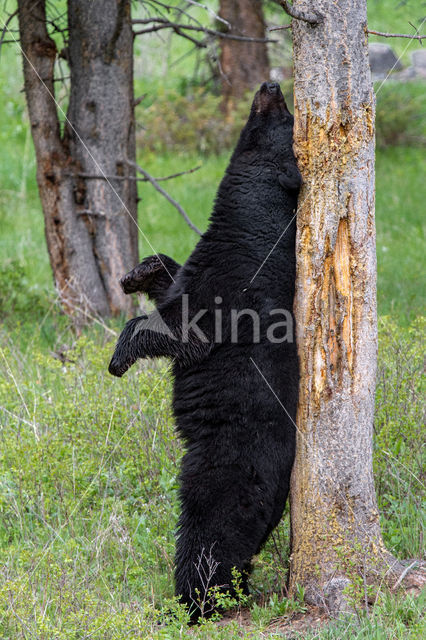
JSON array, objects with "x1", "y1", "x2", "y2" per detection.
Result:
[
  {"x1": 18, "y1": 0, "x2": 138, "y2": 317},
  {"x1": 288, "y1": 0, "x2": 402, "y2": 612},
  {"x1": 219, "y1": 0, "x2": 270, "y2": 114}
]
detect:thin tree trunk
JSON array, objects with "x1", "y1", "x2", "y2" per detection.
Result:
[
  {"x1": 219, "y1": 0, "x2": 270, "y2": 114},
  {"x1": 288, "y1": 0, "x2": 402, "y2": 612},
  {"x1": 18, "y1": 0, "x2": 138, "y2": 317}
]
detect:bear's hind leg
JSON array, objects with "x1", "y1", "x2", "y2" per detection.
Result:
[{"x1": 174, "y1": 461, "x2": 275, "y2": 620}]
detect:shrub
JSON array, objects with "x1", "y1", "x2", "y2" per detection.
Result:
[
  {"x1": 0, "y1": 259, "x2": 46, "y2": 319},
  {"x1": 137, "y1": 82, "x2": 294, "y2": 155},
  {"x1": 137, "y1": 88, "x2": 245, "y2": 155},
  {"x1": 375, "y1": 81, "x2": 426, "y2": 148},
  {"x1": 137, "y1": 81, "x2": 425, "y2": 154}
]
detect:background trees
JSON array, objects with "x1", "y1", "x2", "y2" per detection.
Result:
[
  {"x1": 16, "y1": 0, "x2": 273, "y2": 317},
  {"x1": 18, "y1": 0, "x2": 138, "y2": 317},
  {"x1": 218, "y1": 0, "x2": 269, "y2": 113}
]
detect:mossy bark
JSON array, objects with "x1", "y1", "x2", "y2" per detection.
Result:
[{"x1": 288, "y1": 0, "x2": 402, "y2": 612}]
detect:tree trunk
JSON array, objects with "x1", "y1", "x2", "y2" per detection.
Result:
[
  {"x1": 288, "y1": 0, "x2": 401, "y2": 612},
  {"x1": 18, "y1": 0, "x2": 138, "y2": 318},
  {"x1": 219, "y1": 0, "x2": 270, "y2": 114}
]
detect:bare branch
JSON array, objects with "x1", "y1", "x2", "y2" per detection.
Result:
[
  {"x1": 392, "y1": 560, "x2": 419, "y2": 591},
  {"x1": 75, "y1": 165, "x2": 202, "y2": 183},
  {"x1": 127, "y1": 160, "x2": 202, "y2": 236},
  {"x1": 279, "y1": 0, "x2": 323, "y2": 26},
  {"x1": 142, "y1": 0, "x2": 204, "y2": 28},
  {"x1": 140, "y1": 0, "x2": 229, "y2": 29},
  {"x1": 268, "y1": 24, "x2": 291, "y2": 32},
  {"x1": 132, "y1": 17, "x2": 276, "y2": 43},
  {"x1": 0, "y1": 9, "x2": 18, "y2": 57},
  {"x1": 367, "y1": 29, "x2": 425, "y2": 42},
  {"x1": 171, "y1": 25, "x2": 205, "y2": 47},
  {"x1": 184, "y1": 0, "x2": 231, "y2": 29},
  {"x1": 0, "y1": 39, "x2": 21, "y2": 45},
  {"x1": 133, "y1": 23, "x2": 205, "y2": 47},
  {"x1": 134, "y1": 94, "x2": 147, "y2": 107}
]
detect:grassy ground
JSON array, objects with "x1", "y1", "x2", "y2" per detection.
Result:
[
  {"x1": 0, "y1": 1, "x2": 425, "y2": 637},
  {"x1": 0, "y1": 318, "x2": 424, "y2": 638}
]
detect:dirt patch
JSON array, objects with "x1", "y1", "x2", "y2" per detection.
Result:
[{"x1": 216, "y1": 604, "x2": 329, "y2": 637}]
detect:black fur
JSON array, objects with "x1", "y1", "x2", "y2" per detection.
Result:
[{"x1": 109, "y1": 82, "x2": 300, "y2": 619}]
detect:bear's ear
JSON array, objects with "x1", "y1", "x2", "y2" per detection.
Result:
[{"x1": 278, "y1": 165, "x2": 302, "y2": 191}]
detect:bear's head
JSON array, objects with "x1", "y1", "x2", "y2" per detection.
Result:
[{"x1": 231, "y1": 82, "x2": 301, "y2": 191}]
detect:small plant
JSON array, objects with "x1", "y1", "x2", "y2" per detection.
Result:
[
  {"x1": 251, "y1": 591, "x2": 306, "y2": 629},
  {"x1": 203, "y1": 567, "x2": 251, "y2": 621}
]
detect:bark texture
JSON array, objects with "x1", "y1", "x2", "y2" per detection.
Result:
[
  {"x1": 289, "y1": 0, "x2": 401, "y2": 611},
  {"x1": 219, "y1": 0, "x2": 270, "y2": 113},
  {"x1": 18, "y1": 0, "x2": 137, "y2": 317}
]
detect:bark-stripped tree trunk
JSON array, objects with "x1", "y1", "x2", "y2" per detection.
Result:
[
  {"x1": 18, "y1": 0, "x2": 138, "y2": 317},
  {"x1": 287, "y1": 0, "x2": 403, "y2": 612},
  {"x1": 219, "y1": 0, "x2": 270, "y2": 114}
]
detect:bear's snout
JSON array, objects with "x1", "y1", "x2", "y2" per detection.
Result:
[
  {"x1": 262, "y1": 81, "x2": 280, "y2": 95},
  {"x1": 254, "y1": 81, "x2": 288, "y2": 115}
]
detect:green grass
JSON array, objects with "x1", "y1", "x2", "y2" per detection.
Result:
[
  {"x1": 375, "y1": 146, "x2": 425, "y2": 322},
  {"x1": 367, "y1": 0, "x2": 425, "y2": 64},
  {"x1": 0, "y1": 318, "x2": 424, "y2": 638}
]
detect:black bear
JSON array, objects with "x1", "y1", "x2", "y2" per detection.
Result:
[{"x1": 109, "y1": 82, "x2": 301, "y2": 619}]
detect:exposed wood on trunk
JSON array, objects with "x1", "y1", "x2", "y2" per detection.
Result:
[
  {"x1": 18, "y1": 0, "x2": 138, "y2": 317},
  {"x1": 219, "y1": 0, "x2": 270, "y2": 114},
  {"x1": 288, "y1": 0, "x2": 404, "y2": 612}
]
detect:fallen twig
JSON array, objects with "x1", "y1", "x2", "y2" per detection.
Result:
[{"x1": 392, "y1": 561, "x2": 418, "y2": 591}]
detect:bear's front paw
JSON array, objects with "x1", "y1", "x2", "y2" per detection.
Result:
[
  {"x1": 278, "y1": 165, "x2": 302, "y2": 191},
  {"x1": 108, "y1": 353, "x2": 130, "y2": 377},
  {"x1": 108, "y1": 316, "x2": 148, "y2": 377}
]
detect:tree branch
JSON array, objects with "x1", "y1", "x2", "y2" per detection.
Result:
[
  {"x1": 279, "y1": 1, "x2": 324, "y2": 26},
  {"x1": 127, "y1": 160, "x2": 202, "y2": 236},
  {"x1": 367, "y1": 29, "x2": 426, "y2": 42},
  {"x1": 183, "y1": 0, "x2": 231, "y2": 29},
  {"x1": 141, "y1": 0, "x2": 230, "y2": 29},
  {"x1": 0, "y1": 9, "x2": 19, "y2": 57},
  {"x1": 133, "y1": 23, "x2": 205, "y2": 47},
  {"x1": 132, "y1": 17, "x2": 276, "y2": 43},
  {"x1": 75, "y1": 165, "x2": 201, "y2": 183},
  {"x1": 268, "y1": 25, "x2": 292, "y2": 32}
]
